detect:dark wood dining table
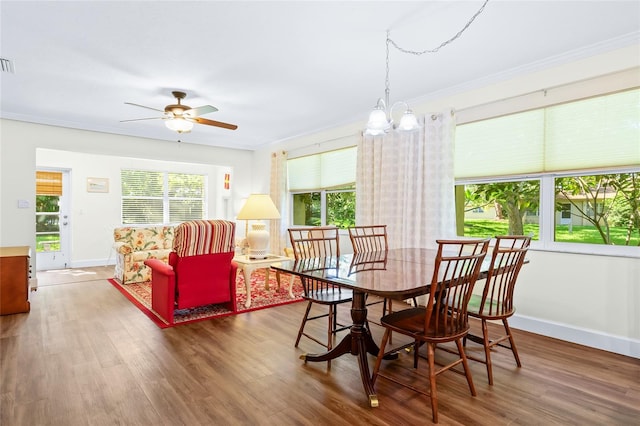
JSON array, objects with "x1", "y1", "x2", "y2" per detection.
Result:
[{"x1": 272, "y1": 247, "x2": 489, "y2": 408}]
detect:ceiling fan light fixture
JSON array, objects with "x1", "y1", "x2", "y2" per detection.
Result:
[{"x1": 165, "y1": 117, "x2": 193, "y2": 133}]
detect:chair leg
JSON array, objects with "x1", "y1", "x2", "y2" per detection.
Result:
[
  {"x1": 371, "y1": 328, "x2": 391, "y2": 385},
  {"x1": 427, "y1": 343, "x2": 439, "y2": 424},
  {"x1": 481, "y1": 319, "x2": 494, "y2": 385},
  {"x1": 327, "y1": 305, "x2": 335, "y2": 352},
  {"x1": 503, "y1": 318, "x2": 522, "y2": 367},
  {"x1": 387, "y1": 299, "x2": 393, "y2": 344},
  {"x1": 456, "y1": 338, "x2": 477, "y2": 397},
  {"x1": 295, "y1": 301, "x2": 313, "y2": 348}
]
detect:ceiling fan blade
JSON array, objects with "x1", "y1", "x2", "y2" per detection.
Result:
[
  {"x1": 193, "y1": 117, "x2": 238, "y2": 130},
  {"x1": 183, "y1": 105, "x2": 218, "y2": 118},
  {"x1": 120, "y1": 117, "x2": 163, "y2": 122},
  {"x1": 124, "y1": 102, "x2": 165, "y2": 113}
]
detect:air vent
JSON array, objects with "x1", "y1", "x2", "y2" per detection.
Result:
[{"x1": 1, "y1": 58, "x2": 15, "y2": 73}]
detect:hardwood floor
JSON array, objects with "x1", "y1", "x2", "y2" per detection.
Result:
[{"x1": 1, "y1": 270, "x2": 638, "y2": 425}]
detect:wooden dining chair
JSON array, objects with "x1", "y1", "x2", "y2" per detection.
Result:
[
  {"x1": 288, "y1": 227, "x2": 352, "y2": 362},
  {"x1": 348, "y1": 225, "x2": 391, "y2": 319},
  {"x1": 371, "y1": 238, "x2": 490, "y2": 424},
  {"x1": 464, "y1": 235, "x2": 531, "y2": 385},
  {"x1": 348, "y1": 225, "x2": 417, "y2": 337}
]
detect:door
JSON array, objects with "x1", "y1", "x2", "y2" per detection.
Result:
[{"x1": 35, "y1": 170, "x2": 70, "y2": 270}]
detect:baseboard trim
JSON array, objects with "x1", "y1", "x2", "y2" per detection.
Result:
[{"x1": 510, "y1": 314, "x2": 639, "y2": 359}]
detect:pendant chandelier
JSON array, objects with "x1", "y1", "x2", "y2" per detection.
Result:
[
  {"x1": 365, "y1": 0, "x2": 490, "y2": 136},
  {"x1": 365, "y1": 33, "x2": 420, "y2": 136}
]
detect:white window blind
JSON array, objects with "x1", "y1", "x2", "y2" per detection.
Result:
[
  {"x1": 455, "y1": 110, "x2": 545, "y2": 178},
  {"x1": 288, "y1": 146, "x2": 357, "y2": 191},
  {"x1": 121, "y1": 170, "x2": 205, "y2": 224},
  {"x1": 455, "y1": 88, "x2": 640, "y2": 179},
  {"x1": 544, "y1": 89, "x2": 640, "y2": 171}
]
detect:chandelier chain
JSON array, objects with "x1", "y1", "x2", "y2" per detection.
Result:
[
  {"x1": 388, "y1": 0, "x2": 489, "y2": 56},
  {"x1": 385, "y1": 33, "x2": 391, "y2": 106}
]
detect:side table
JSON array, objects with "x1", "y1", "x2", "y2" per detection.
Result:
[{"x1": 233, "y1": 254, "x2": 293, "y2": 308}]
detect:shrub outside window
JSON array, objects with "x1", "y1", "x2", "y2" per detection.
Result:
[{"x1": 291, "y1": 188, "x2": 356, "y2": 229}]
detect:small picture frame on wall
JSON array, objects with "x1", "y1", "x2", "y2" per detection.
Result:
[{"x1": 87, "y1": 177, "x2": 109, "y2": 193}]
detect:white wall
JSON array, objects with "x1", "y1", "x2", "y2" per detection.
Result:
[
  {"x1": 0, "y1": 120, "x2": 254, "y2": 269},
  {"x1": 252, "y1": 44, "x2": 640, "y2": 358}
]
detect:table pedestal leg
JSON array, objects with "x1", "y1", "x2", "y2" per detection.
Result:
[{"x1": 299, "y1": 291, "x2": 380, "y2": 407}]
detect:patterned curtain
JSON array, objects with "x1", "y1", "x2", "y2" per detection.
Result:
[
  {"x1": 269, "y1": 150, "x2": 288, "y2": 256},
  {"x1": 356, "y1": 110, "x2": 457, "y2": 249}
]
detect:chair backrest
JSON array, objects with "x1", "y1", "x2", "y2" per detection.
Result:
[
  {"x1": 172, "y1": 220, "x2": 235, "y2": 257},
  {"x1": 288, "y1": 227, "x2": 342, "y2": 298},
  {"x1": 288, "y1": 227, "x2": 340, "y2": 260},
  {"x1": 426, "y1": 238, "x2": 490, "y2": 335},
  {"x1": 477, "y1": 235, "x2": 531, "y2": 318},
  {"x1": 348, "y1": 225, "x2": 388, "y2": 253}
]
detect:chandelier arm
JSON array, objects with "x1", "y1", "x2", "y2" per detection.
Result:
[{"x1": 388, "y1": 0, "x2": 489, "y2": 55}]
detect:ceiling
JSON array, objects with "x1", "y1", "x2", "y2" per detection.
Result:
[{"x1": 1, "y1": 1, "x2": 639, "y2": 151}]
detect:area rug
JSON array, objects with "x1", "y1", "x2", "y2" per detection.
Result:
[{"x1": 109, "y1": 270, "x2": 303, "y2": 328}]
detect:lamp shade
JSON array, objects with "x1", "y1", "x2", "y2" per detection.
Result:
[{"x1": 237, "y1": 194, "x2": 281, "y2": 220}]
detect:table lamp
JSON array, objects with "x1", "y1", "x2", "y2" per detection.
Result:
[{"x1": 237, "y1": 194, "x2": 281, "y2": 259}]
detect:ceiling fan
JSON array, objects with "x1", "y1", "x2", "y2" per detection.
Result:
[{"x1": 122, "y1": 91, "x2": 238, "y2": 133}]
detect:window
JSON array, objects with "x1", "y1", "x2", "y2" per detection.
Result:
[
  {"x1": 121, "y1": 170, "x2": 206, "y2": 224},
  {"x1": 460, "y1": 179, "x2": 541, "y2": 240},
  {"x1": 555, "y1": 172, "x2": 639, "y2": 245},
  {"x1": 288, "y1": 147, "x2": 356, "y2": 229},
  {"x1": 456, "y1": 88, "x2": 640, "y2": 256}
]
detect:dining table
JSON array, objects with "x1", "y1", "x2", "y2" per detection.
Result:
[{"x1": 272, "y1": 247, "x2": 492, "y2": 408}]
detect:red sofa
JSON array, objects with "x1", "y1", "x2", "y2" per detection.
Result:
[{"x1": 144, "y1": 220, "x2": 238, "y2": 324}]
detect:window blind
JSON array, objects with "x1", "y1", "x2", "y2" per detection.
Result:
[
  {"x1": 455, "y1": 88, "x2": 640, "y2": 179},
  {"x1": 121, "y1": 169, "x2": 206, "y2": 224},
  {"x1": 36, "y1": 171, "x2": 63, "y2": 196},
  {"x1": 288, "y1": 146, "x2": 357, "y2": 191},
  {"x1": 121, "y1": 170, "x2": 164, "y2": 224}
]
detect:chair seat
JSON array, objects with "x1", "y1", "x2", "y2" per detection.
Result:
[
  {"x1": 381, "y1": 306, "x2": 470, "y2": 342},
  {"x1": 304, "y1": 288, "x2": 353, "y2": 305}
]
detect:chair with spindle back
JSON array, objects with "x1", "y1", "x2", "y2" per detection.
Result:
[
  {"x1": 288, "y1": 227, "x2": 352, "y2": 363},
  {"x1": 348, "y1": 225, "x2": 416, "y2": 334},
  {"x1": 371, "y1": 238, "x2": 490, "y2": 423},
  {"x1": 464, "y1": 235, "x2": 531, "y2": 385}
]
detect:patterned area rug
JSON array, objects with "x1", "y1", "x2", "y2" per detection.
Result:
[{"x1": 109, "y1": 269, "x2": 303, "y2": 328}]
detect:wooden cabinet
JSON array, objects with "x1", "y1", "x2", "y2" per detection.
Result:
[{"x1": 0, "y1": 246, "x2": 31, "y2": 315}]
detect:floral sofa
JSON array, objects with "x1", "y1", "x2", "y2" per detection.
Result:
[{"x1": 113, "y1": 226, "x2": 174, "y2": 284}]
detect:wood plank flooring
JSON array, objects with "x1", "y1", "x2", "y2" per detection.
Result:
[{"x1": 1, "y1": 268, "x2": 639, "y2": 425}]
